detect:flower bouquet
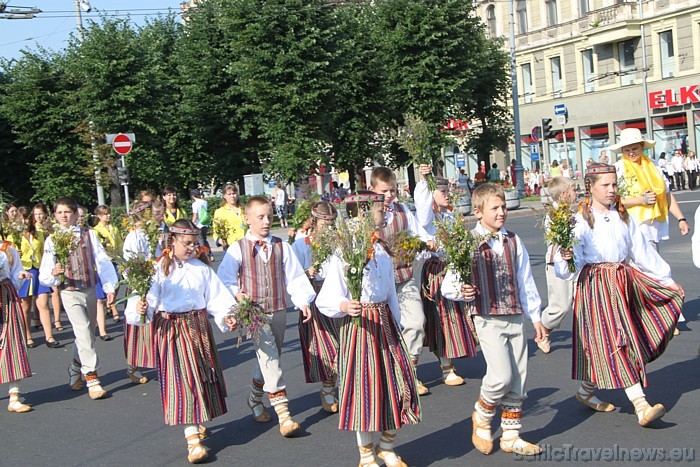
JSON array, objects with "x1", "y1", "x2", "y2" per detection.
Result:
[
  {"x1": 212, "y1": 218, "x2": 230, "y2": 248},
  {"x1": 389, "y1": 230, "x2": 426, "y2": 269},
  {"x1": 50, "y1": 225, "x2": 80, "y2": 284},
  {"x1": 434, "y1": 216, "x2": 479, "y2": 285},
  {"x1": 310, "y1": 225, "x2": 336, "y2": 271},
  {"x1": 3, "y1": 219, "x2": 25, "y2": 249},
  {"x1": 288, "y1": 199, "x2": 314, "y2": 244},
  {"x1": 543, "y1": 201, "x2": 578, "y2": 273},
  {"x1": 116, "y1": 253, "x2": 156, "y2": 323},
  {"x1": 395, "y1": 114, "x2": 443, "y2": 191},
  {"x1": 227, "y1": 296, "x2": 271, "y2": 348},
  {"x1": 617, "y1": 173, "x2": 640, "y2": 200}
]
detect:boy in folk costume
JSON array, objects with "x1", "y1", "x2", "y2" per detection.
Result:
[
  {"x1": 556, "y1": 164, "x2": 684, "y2": 427},
  {"x1": 316, "y1": 192, "x2": 420, "y2": 467},
  {"x1": 121, "y1": 202, "x2": 158, "y2": 385},
  {"x1": 39, "y1": 197, "x2": 119, "y2": 400},
  {"x1": 218, "y1": 196, "x2": 315, "y2": 437},
  {"x1": 370, "y1": 167, "x2": 434, "y2": 395},
  {"x1": 413, "y1": 165, "x2": 477, "y2": 386},
  {"x1": 291, "y1": 201, "x2": 342, "y2": 413},
  {"x1": 442, "y1": 183, "x2": 544, "y2": 457},
  {"x1": 0, "y1": 239, "x2": 33, "y2": 412},
  {"x1": 127, "y1": 219, "x2": 236, "y2": 464},
  {"x1": 537, "y1": 177, "x2": 577, "y2": 353}
]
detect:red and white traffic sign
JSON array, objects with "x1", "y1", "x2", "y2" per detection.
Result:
[{"x1": 112, "y1": 133, "x2": 133, "y2": 155}]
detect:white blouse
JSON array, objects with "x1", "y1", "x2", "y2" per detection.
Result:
[
  {"x1": 554, "y1": 209, "x2": 674, "y2": 285},
  {"x1": 315, "y1": 243, "x2": 401, "y2": 326},
  {"x1": 413, "y1": 180, "x2": 455, "y2": 238},
  {"x1": 123, "y1": 229, "x2": 151, "y2": 260},
  {"x1": 0, "y1": 246, "x2": 25, "y2": 290},
  {"x1": 124, "y1": 258, "x2": 235, "y2": 333}
]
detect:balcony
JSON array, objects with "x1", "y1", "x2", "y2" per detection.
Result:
[{"x1": 581, "y1": 2, "x2": 642, "y2": 46}]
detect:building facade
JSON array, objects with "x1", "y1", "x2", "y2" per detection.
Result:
[{"x1": 477, "y1": 0, "x2": 700, "y2": 176}]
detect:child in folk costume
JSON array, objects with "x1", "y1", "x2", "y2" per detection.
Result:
[
  {"x1": 537, "y1": 177, "x2": 577, "y2": 353},
  {"x1": 413, "y1": 165, "x2": 477, "y2": 386},
  {"x1": 370, "y1": 167, "x2": 434, "y2": 395},
  {"x1": 316, "y1": 192, "x2": 421, "y2": 467},
  {"x1": 127, "y1": 219, "x2": 236, "y2": 464},
  {"x1": 121, "y1": 202, "x2": 158, "y2": 385},
  {"x1": 218, "y1": 196, "x2": 315, "y2": 438},
  {"x1": 39, "y1": 197, "x2": 119, "y2": 400},
  {"x1": 442, "y1": 183, "x2": 544, "y2": 457},
  {"x1": 291, "y1": 201, "x2": 341, "y2": 413},
  {"x1": 0, "y1": 239, "x2": 33, "y2": 412},
  {"x1": 556, "y1": 164, "x2": 684, "y2": 426}
]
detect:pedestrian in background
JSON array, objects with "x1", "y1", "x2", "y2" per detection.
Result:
[{"x1": 190, "y1": 189, "x2": 214, "y2": 261}]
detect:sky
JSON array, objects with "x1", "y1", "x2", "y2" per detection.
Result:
[{"x1": 1, "y1": 1, "x2": 183, "y2": 61}]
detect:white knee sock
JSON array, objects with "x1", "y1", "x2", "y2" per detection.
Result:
[
  {"x1": 8, "y1": 380, "x2": 21, "y2": 396},
  {"x1": 624, "y1": 383, "x2": 645, "y2": 402},
  {"x1": 183, "y1": 424, "x2": 199, "y2": 438}
]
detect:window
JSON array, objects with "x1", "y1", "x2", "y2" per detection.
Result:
[
  {"x1": 582, "y1": 49, "x2": 595, "y2": 93},
  {"x1": 659, "y1": 30, "x2": 675, "y2": 78},
  {"x1": 522, "y1": 63, "x2": 533, "y2": 103},
  {"x1": 551, "y1": 56, "x2": 562, "y2": 96},
  {"x1": 545, "y1": 0, "x2": 558, "y2": 27},
  {"x1": 486, "y1": 5, "x2": 496, "y2": 38},
  {"x1": 579, "y1": 0, "x2": 589, "y2": 16},
  {"x1": 618, "y1": 40, "x2": 636, "y2": 86},
  {"x1": 516, "y1": 0, "x2": 528, "y2": 34}
]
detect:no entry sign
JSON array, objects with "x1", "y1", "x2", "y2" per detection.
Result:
[{"x1": 112, "y1": 133, "x2": 133, "y2": 155}]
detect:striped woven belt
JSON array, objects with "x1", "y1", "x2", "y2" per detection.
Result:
[
  {"x1": 159, "y1": 309, "x2": 205, "y2": 319},
  {"x1": 360, "y1": 302, "x2": 386, "y2": 311}
]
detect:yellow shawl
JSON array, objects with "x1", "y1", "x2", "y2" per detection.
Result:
[{"x1": 621, "y1": 155, "x2": 668, "y2": 223}]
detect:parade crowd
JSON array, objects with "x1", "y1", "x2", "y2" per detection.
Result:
[{"x1": 0, "y1": 129, "x2": 695, "y2": 465}]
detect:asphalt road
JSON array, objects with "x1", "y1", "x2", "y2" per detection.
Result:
[{"x1": 2, "y1": 192, "x2": 699, "y2": 466}]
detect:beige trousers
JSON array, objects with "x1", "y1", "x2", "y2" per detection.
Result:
[
  {"x1": 60, "y1": 288, "x2": 101, "y2": 374},
  {"x1": 473, "y1": 314, "x2": 528, "y2": 404},
  {"x1": 397, "y1": 256, "x2": 427, "y2": 361},
  {"x1": 541, "y1": 264, "x2": 574, "y2": 331},
  {"x1": 252, "y1": 309, "x2": 288, "y2": 394}
]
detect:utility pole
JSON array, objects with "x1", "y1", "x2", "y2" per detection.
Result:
[
  {"x1": 639, "y1": 0, "x2": 653, "y2": 156},
  {"x1": 509, "y1": 0, "x2": 525, "y2": 196}
]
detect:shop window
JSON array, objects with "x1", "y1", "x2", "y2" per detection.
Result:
[
  {"x1": 652, "y1": 113, "x2": 688, "y2": 156},
  {"x1": 659, "y1": 30, "x2": 675, "y2": 79},
  {"x1": 580, "y1": 124, "x2": 609, "y2": 164}
]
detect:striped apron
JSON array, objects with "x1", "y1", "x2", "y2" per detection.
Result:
[
  {"x1": 0, "y1": 278, "x2": 32, "y2": 384},
  {"x1": 299, "y1": 280, "x2": 341, "y2": 383}
]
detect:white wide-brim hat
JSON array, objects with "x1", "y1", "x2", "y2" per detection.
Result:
[{"x1": 608, "y1": 128, "x2": 656, "y2": 154}]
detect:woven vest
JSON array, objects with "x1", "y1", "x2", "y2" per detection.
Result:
[
  {"x1": 471, "y1": 230, "x2": 524, "y2": 316},
  {"x1": 379, "y1": 203, "x2": 411, "y2": 283},
  {"x1": 237, "y1": 236, "x2": 287, "y2": 313},
  {"x1": 64, "y1": 229, "x2": 98, "y2": 291}
]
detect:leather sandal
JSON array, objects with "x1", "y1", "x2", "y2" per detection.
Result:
[
  {"x1": 358, "y1": 443, "x2": 380, "y2": 467},
  {"x1": 471, "y1": 411, "x2": 494, "y2": 455},
  {"x1": 186, "y1": 434, "x2": 208, "y2": 464},
  {"x1": 127, "y1": 368, "x2": 149, "y2": 384},
  {"x1": 441, "y1": 365, "x2": 465, "y2": 386},
  {"x1": 576, "y1": 391, "x2": 615, "y2": 412},
  {"x1": 198, "y1": 424, "x2": 208, "y2": 440},
  {"x1": 375, "y1": 448, "x2": 408, "y2": 467},
  {"x1": 320, "y1": 387, "x2": 339, "y2": 413},
  {"x1": 26, "y1": 338, "x2": 36, "y2": 348},
  {"x1": 7, "y1": 395, "x2": 32, "y2": 413},
  {"x1": 500, "y1": 437, "x2": 542, "y2": 456},
  {"x1": 54, "y1": 321, "x2": 64, "y2": 331},
  {"x1": 637, "y1": 403, "x2": 665, "y2": 427},
  {"x1": 246, "y1": 398, "x2": 272, "y2": 423}
]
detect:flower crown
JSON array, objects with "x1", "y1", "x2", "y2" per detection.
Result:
[
  {"x1": 586, "y1": 164, "x2": 616, "y2": 175},
  {"x1": 311, "y1": 202, "x2": 338, "y2": 221},
  {"x1": 345, "y1": 193, "x2": 384, "y2": 203},
  {"x1": 169, "y1": 225, "x2": 200, "y2": 235}
]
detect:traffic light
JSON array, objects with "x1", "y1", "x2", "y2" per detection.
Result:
[
  {"x1": 541, "y1": 118, "x2": 556, "y2": 139},
  {"x1": 117, "y1": 166, "x2": 130, "y2": 185}
]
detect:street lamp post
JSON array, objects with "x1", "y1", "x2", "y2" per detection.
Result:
[{"x1": 509, "y1": 0, "x2": 525, "y2": 196}]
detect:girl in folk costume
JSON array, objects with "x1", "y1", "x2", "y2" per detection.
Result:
[
  {"x1": 0, "y1": 240, "x2": 33, "y2": 412},
  {"x1": 212, "y1": 182, "x2": 246, "y2": 250},
  {"x1": 161, "y1": 186, "x2": 187, "y2": 228},
  {"x1": 613, "y1": 128, "x2": 690, "y2": 333},
  {"x1": 414, "y1": 165, "x2": 477, "y2": 386},
  {"x1": 32, "y1": 203, "x2": 65, "y2": 332},
  {"x1": 556, "y1": 163, "x2": 684, "y2": 427},
  {"x1": 122, "y1": 202, "x2": 158, "y2": 384},
  {"x1": 93, "y1": 204, "x2": 123, "y2": 323},
  {"x1": 127, "y1": 219, "x2": 236, "y2": 464},
  {"x1": 16, "y1": 207, "x2": 60, "y2": 348},
  {"x1": 316, "y1": 192, "x2": 421, "y2": 467},
  {"x1": 291, "y1": 201, "x2": 342, "y2": 413}
]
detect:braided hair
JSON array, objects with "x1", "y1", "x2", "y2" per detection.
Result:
[
  {"x1": 160, "y1": 219, "x2": 210, "y2": 276},
  {"x1": 580, "y1": 163, "x2": 629, "y2": 229}
]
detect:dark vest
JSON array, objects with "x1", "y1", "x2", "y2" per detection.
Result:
[
  {"x1": 379, "y1": 203, "x2": 412, "y2": 283},
  {"x1": 237, "y1": 236, "x2": 287, "y2": 313},
  {"x1": 64, "y1": 229, "x2": 98, "y2": 291}
]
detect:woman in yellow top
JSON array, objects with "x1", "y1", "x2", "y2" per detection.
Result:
[
  {"x1": 32, "y1": 202, "x2": 65, "y2": 334},
  {"x1": 16, "y1": 206, "x2": 60, "y2": 348},
  {"x1": 212, "y1": 182, "x2": 246, "y2": 250},
  {"x1": 161, "y1": 186, "x2": 187, "y2": 227},
  {"x1": 93, "y1": 205, "x2": 124, "y2": 324}
]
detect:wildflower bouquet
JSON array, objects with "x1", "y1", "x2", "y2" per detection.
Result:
[
  {"x1": 389, "y1": 230, "x2": 426, "y2": 269},
  {"x1": 395, "y1": 114, "x2": 443, "y2": 191},
  {"x1": 212, "y1": 218, "x2": 230, "y2": 248},
  {"x1": 543, "y1": 201, "x2": 578, "y2": 273},
  {"x1": 227, "y1": 296, "x2": 271, "y2": 348},
  {"x1": 617, "y1": 173, "x2": 640, "y2": 199},
  {"x1": 288, "y1": 199, "x2": 314, "y2": 244},
  {"x1": 116, "y1": 253, "x2": 156, "y2": 323},
  {"x1": 50, "y1": 225, "x2": 80, "y2": 284},
  {"x1": 3, "y1": 219, "x2": 25, "y2": 249},
  {"x1": 434, "y1": 216, "x2": 479, "y2": 285},
  {"x1": 309, "y1": 224, "x2": 336, "y2": 271}
]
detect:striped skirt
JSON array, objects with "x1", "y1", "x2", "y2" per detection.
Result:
[
  {"x1": 0, "y1": 279, "x2": 32, "y2": 384},
  {"x1": 299, "y1": 281, "x2": 341, "y2": 383},
  {"x1": 421, "y1": 257, "x2": 479, "y2": 359},
  {"x1": 123, "y1": 321, "x2": 156, "y2": 368},
  {"x1": 337, "y1": 302, "x2": 421, "y2": 432},
  {"x1": 572, "y1": 263, "x2": 683, "y2": 389},
  {"x1": 154, "y1": 309, "x2": 227, "y2": 425}
]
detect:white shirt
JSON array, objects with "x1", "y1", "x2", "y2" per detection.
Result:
[
  {"x1": 39, "y1": 227, "x2": 118, "y2": 293},
  {"x1": 554, "y1": 209, "x2": 674, "y2": 286},
  {"x1": 0, "y1": 246, "x2": 26, "y2": 290},
  {"x1": 671, "y1": 154, "x2": 685, "y2": 172},
  {"x1": 123, "y1": 229, "x2": 151, "y2": 260},
  {"x1": 315, "y1": 243, "x2": 401, "y2": 326},
  {"x1": 615, "y1": 159, "x2": 670, "y2": 243},
  {"x1": 191, "y1": 198, "x2": 208, "y2": 227},
  {"x1": 413, "y1": 180, "x2": 455, "y2": 238},
  {"x1": 440, "y1": 223, "x2": 542, "y2": 323},
  {"x1": 385, "y1": 201, "x2": 433, "y2": 242},
  {"x1": 124, "y1": 258, "x2": 234, "y2": 333},
  {"x1": 692, "y1": 205, "x2": 700, "y2": 269},
  {"x1": 217, "y1": 232, "x2": 316, "y2": 309},
  {"x1": 275, "y1": 189, "x2": 286, "y2": 207}
]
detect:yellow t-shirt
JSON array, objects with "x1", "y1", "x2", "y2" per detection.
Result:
[
  {"x1": 163, "y1": 207, "x2": 187, "y2": 227},
  {"x1": 212, "y1": 205, "x2": 246, "y2": 245},
  {"x1": 20, "y1": 231, "x2": 45, "y2": 269},
  {"x1": 93, "y1": 223, "x2": 124, "y2": 258}
]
